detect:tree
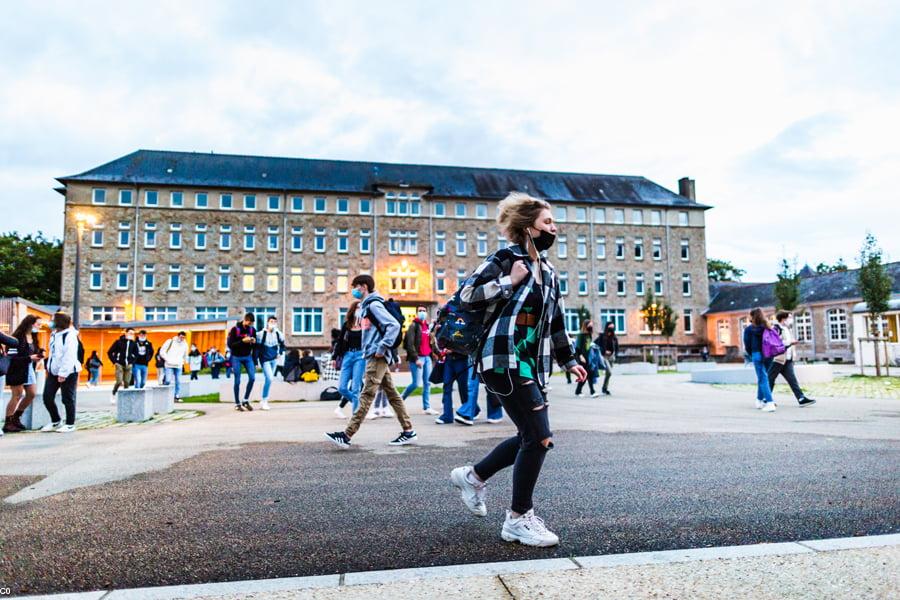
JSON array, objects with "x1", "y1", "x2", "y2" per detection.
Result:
[
  {"x1": 774, "y1": 258, "x2": 801, "y2": 311},
  {"x1": 576, "y1": 305, "x2": 591, "y2": 328},
  {"x1": 708, "y1": 259, "x2": 746, "y2": 282},
  {"x1": 0, "y1": 232, "x2": 63, "y2": 305},
  {"x1": 815, "y1": 259, "x2": 848, "y2": 274},
  {"x1": 858, "y1": 233, "x2": 892, "y2": 376}
]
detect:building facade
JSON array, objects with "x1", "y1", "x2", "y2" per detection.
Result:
[{"x1": 57, "y1": 150, "x2": 712, "y2": 352}]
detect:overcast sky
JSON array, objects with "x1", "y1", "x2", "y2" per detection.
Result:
[{"x1": 1, "y1": 0, "x2": 897, "y2": 281}]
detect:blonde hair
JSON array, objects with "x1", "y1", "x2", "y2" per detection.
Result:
[{"x1": 496, "y1": 192, "x2": 551, "y2": 246}]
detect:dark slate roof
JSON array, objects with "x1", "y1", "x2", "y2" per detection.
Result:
[
  {"x1": 706, "y1": 262, "x2": 900, "y2": 314},
  {"x1": 58, "y1": 150, "x2": 710, "y2": 208}
]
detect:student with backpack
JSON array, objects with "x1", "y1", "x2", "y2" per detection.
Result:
[
  {"x1": 159, "y1": 331, "x2": 189, "y2": 402},
  {"x1": 574, "y1": 320, "x2": 599, "y2": 397},
  {"x1": 255, "y1": 316, "x2": 285, "y2": 411},
  {"x1": 40, "y1": 312, "x2": 81, "y2": 433},
  {"x1": 768, "y1": 311, "x2": 816, "y2": 407},
  {"x1": 401, "y1": 305, "x2": 438, "y2": 415},
  {"x1": 133, "y1": 330, "x2": 153, "y2": 389},
  {"x1": 228, "y1": 313, "x2": 258, "y2": 411},
  {"x1": 332, "y1": 301, "x2": 366, "y2": 418},
  {"x1": 744, "y1": 307, "x2": 776, "y2": 412},
  {"x1": 595, "y1": 322, "x2": 618, "y2": 395},
  {"x1": 325, "y1": 274, "x2": 417, "y2": 448},
  {"x1": 447, "y1": 192, "x2": 586, "y2": 548}
]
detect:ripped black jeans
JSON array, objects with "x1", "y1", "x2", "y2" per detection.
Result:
[{"x1": 474, "y1": 372, "x2": 553, "y2": 514}]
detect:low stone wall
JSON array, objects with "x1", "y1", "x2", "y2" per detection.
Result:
[
  {"x1": 677, "y1": 362, "x2": 719, "y2": 373},
  {"x1": 219, "y1": 378, "x2": 334, "y2": 402},
  {"x1": 690, "y1": 363, "x2": 834, "y2": 384},
  {"x1": 614, "y1": 362, "x2": 657, "y2": 375}
]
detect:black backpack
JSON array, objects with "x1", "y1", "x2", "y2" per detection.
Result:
[
  {"x1": 61, "y1": 331, "x2": 86, "y2": 365},
  {"x1": 366, "y1": 299, "x2": 404, "y2": 349},
  {"x1": 319, "y1": 386, "x2": 342, "y2": 401}
]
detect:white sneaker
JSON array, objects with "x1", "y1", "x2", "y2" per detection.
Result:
[
  {"x1": 486, "y1": 418, "x2": 503, "y2": 424},
  {"x1": 424, "y1": 408, "x2": 440, "y2": 416},
  {"x1": 110, "y1": 395, "x2": 117, "y2": 405},
  {"x1": 575, "y1": 393, "x2": 584, "y2": 398},
  {"x1": 591, "y1": 392, "x2": 600, "y2": 398},
  {"x1": 755, "y1": 400, "x2": 764, "y2": 410},
  {"x1": 450, "y1": 466, "x2": 487, "y2": 517},
  {"x1": 501, "y1": 509, "x2": 559, "y2": 547},
  {"x1": 334, "y1": 406, "x2": 347, "y2": 419},
  {"x1": 40, "y1": 421, "x2": 61, "y2": 432},
  {"x1": 260, "y1": 399, "x2": 271, "y2": 411},
  {"x1": 56, "y1": 424, "x2": 76, "y2": 433},
  {"x1": 384, "y1": 407, "x2": 395, "y2": 418},
  {"x1": 366, "y1": 409, "x2": 379, "y2": 420},
  {"x1": 761, "y1": 402, "x2": 776, "y2": 413}
]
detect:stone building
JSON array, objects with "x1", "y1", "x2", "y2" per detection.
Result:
[
  {"x1": 56, "y1": 150, "x2": 711, "y2": 352},
  {"x1": 704, "y1": 262, "x2": 900, "y2": 363}
]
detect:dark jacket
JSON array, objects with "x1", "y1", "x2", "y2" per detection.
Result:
[
  {"x1": 87, "y1": 354, "x2": 103, "y2": 369},
  {"x1": 133, "y1": 338, "x2": 154, "y2": 366},
  {"x1": 743, "y1": 324, "x2": 766, "y2": 355},
  {"x1": 227, "y1": 323, "x2": 257, "y2": 357},
  {"x1": 574, "y1": 332, "x2": 593, "y2": 364},
  {"x1": 299, "y1": 355, "x2": 320, "y2": 376},
  {"x1": 283, "y1": 350, "x2": 302, "y2": 382},
  {"x1": 595, "y1": 331, "x2": 619, "y2": 357},
  {"x1": 107, "y1": 336, "x2": 138, "y2": 366},
  {"x1": 403, "y1": 319, "x2": 431, "y2": 362},
  {"x1": 4, "y1": 334, "x2": 38, "y2": 386}
]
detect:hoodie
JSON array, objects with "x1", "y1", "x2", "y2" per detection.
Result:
[
  {"x1": 48, "y1": 327, "x2": 82, "y2": 378},
  {"x1": 359, "y1": 293, "x2": 400, "y2": 363}
]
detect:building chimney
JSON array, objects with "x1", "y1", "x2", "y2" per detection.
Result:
[{"x1": 678, "y1": 177, "x2": 695, "y2": 201}]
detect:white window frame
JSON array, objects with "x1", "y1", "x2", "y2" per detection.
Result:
[{"x1": 92, "y1": 188, "x2": 107, "y2": 204}]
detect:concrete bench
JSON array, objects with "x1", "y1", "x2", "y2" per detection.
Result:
[
  {"x1": 116, "y1": 388, "x2": 154, "y2": 422},
  {"x1": 151, "y1": 385, "x2": 175, "y2": 414},
  {"x1": 690, "y1": 363, "x2": 834, "y2": 384}
]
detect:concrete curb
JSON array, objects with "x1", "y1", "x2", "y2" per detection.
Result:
[{"x1": 16, "y1": 533, "x2": 900, "y2": 599}]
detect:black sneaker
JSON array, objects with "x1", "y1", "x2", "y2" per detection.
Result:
[
  {"x1": 454, "y1": 413, "x2": 474, "y2": 426},
  {"x1": 389, "y1": 431, "x2": 417, "y2": 446},
  {"x1": 235, "y1": 404, "x2": 245, "y2": 412},
  {"x1": 174, "y1": 397, "x2": 182, "y2": 403},
  {"x1": 242, "y1": 401, "x2": 253, "y2": 411},
  {"x1": 602, "y1": 390, "x2": 611, "y2": 396},
  {"x1": 325, "y1": 431, "x2": 351, "y2": 449},
  {"x1": 798, "y1": 397, "x2": 816, "y2": 407}
]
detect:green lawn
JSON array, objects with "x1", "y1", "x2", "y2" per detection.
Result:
[
  {"x1": 181, "y1": 394, "x2": 221, "y2": 403},
  {"x1": 712, "y1": 375, "x2": 900, "y2": 399},
  {"x1": 395, "y1": 385, "x2": 443, "y2": 397}
]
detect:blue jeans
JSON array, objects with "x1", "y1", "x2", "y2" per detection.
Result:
[
  {"x1": 752, "y1": 352, "x2": 774, "y2": 403},
  {"x1": 337, "y1": 350, "x2": 366, "y2": 412},
  {"x1": 232, "y1": 355, "x2": 256, "y2": 404},
  {"x1": 88, "y1": 368, "x2": 100, "y2": 385},
  {"x1": 133, "y1": 364, "x2": 148, "y2": 389},
  {"x1": 163, "y1": 367, "x2": 182, "y2": 398},
  {"x1": 402, "y1": 355, "x2": 433, "y2": 409},
  {"x1": 261, "y1": 359, "x2": 276, "y2": 400},
  {"x1": 440, "y1": 356, "x2": 469, "y2": 422},
  {"x1": 458, "y1": 364, "x2": 504, "y2": 420}
]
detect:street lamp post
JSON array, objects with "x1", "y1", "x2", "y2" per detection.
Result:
[{"x1": 72, "y1": 213, "x2": 97, "y2": 329}]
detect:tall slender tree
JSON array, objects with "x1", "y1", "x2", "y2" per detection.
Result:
[
  {"x1": 858, "y1": 233, "x2": 892, "y2": 376},
  {"x1": 774, "y1": 258, "x2": 801, "y2": 311}
]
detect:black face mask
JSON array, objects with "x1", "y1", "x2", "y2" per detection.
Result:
[{"x1": 530, "y1": 229, "x2": 556, "y2": 252}]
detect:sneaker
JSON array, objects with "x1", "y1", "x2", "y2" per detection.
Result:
[
  {"x1": 602, "y1": 390, "x2": 611, "y2": 396},
  {"x1": 242, "y1": 401, "x2": 253, "y2": 412},
  {"x1": 424, "y1": 407, "x2": 441, "y2": 416},
  {"x1": 755, "y1": 400, "x2": 764, "y2": 410},
  {"x1": 501, "y1": 509, "x2": 559, "y2": 547},
  {"x1": 56, "y1": 424, "x2": 76, "y2": 433},
  {"x1": 389, "y1": 431, "x2": 417, "y2": 446},
  {"x1": 454, "y1": 413, "x2": 474, "y2": 426},
  {"x1": 435, "y1": 417, "x2": 453, "y2": 425},
  {"x1": 235, "y1": 404, "x2": 245, "y2": 412},
  {"x1": 761, "y1": 402, "x2": 776, "y2": 413},
  {"x1": 325, "y1": 431, "x2": 351, "y2": 449},
  {"x1": 575, "y1": 392, "x2": 584, "y2": 398},
  {"x1": 383, "y1": 407, "x2": 395, "y2": 418},
  {"x1": 486, "y1": 418, "x2": 503, "y2": 424},
  {"x1": 799, "y1": 397, "x2": 817, "y2": 407},
  {"x1": 450, "y1": 466, "x2": 487, "y2": 517},
  {"x1": 366, "y1": 409, "x2": 379, "y2": 420},
  {"x1": 334, "y1": 406, "x2": 347, "y2": 419},
  {"x1": 260, "y1": 399, "x2": 271, "y2": 411},
  {"x1": 40, "y1": 421, "x2": 61, "y2": 432},
  {"x1": 110, "y1": 395, "x2": 117, "y2": 405},
  {"x1": 590, "y1": 392, "x2": 600, "y2": 398}
]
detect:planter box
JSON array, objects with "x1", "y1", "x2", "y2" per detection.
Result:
[{"x1": 116, "y1": 388, "x2": 153, "y2": 422}]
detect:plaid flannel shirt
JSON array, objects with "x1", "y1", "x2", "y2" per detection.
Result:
[{"x1": 459, "y1": 244, "x2": 577, "y2": 387}]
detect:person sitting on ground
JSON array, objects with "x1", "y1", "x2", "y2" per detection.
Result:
[
  {"x1": 283, "y1": 349, "x2": 302, "y2": 383},
  {"x1": 299, "y1": 350, "x2": 321, "y2": 381}
]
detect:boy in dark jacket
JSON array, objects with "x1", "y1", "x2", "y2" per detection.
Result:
[
  {"x1": 594, "y1": 322, "x2": 618, "y2": 395},
  {"x1": 228, "y1": 313, "x2": 257, "y2": 411},
  {"x1": 132, "y1": 330, "x2": 153, "y2": 389},
  {"x1": 107, "y1": 328, "x2": 138, "y2": 403}
]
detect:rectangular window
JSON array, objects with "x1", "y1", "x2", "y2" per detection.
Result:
[
  {"x1": 314, "y1": 197, "x2": 326, "y2": 213},
  {"x1": 118, "y1": 189, "x2": 132, "y2": 205},
  {"x1": 827, "y1": 309, "x2": 848, "y2": 341},
  {"x1": 116, "y1": 263, "x2": 129, "y2": 290},
  {"x1": 336, "y1": 268, "x2": 349, "y2": 293},
  {"x1": 91, "y1": 229, "x2": 104, "y2": 248},
  {"x1": 142, "y1": 264, "x2": 155, "y2": 290},
  {"x1": 219, "y1": 225, "x2": 232, "y2": 251},
  {"x1": 498, "y1": 235, "x2": 509, "y2": 250},
  {"x1": 654, "y1": 273, "x2": 664, "y2": 295},
  {"x1": 435, "y1": 269, "x2": 446, "y2": 294},
  {"x1": 559, "y1": 271, "x2": 569, "y2": 295},
  {"x1": 290, "y1": 227, "x2": 303, "y2": 253},
  {"x1": 337, "y1": 229, "x2": 349, "y2": 253},
  {"x1": 614, "y1": 208, "x2": 625, "y2": 224},
  {"x1": 795, "y1": 311, "x2": 813, "y2": 342},
  {"x1": 456, "y1": 232, "x2": 467, "y2": 256},
  {"x1": 360, "y1": 229, "x2": 371, "y2": 254},
  {"x1": 220, "y1": 194, "x2": 233, "y2": 209},
  {"x1": 634, "y1": 238, "x2": 644, "y2": 260},
  {"x1": 168, "y1": 265, "x2": 181, "y2": 291},
  {"x1": 635, "y1": 273, "x2": 645, "y2": 296},
  {"x1": 170, "y1": 191, "x2": 184, "y2": 207},
  {"x1": 246, "y1": 307, "x2": 277, "y2": 331},
  {"x1": 267, "y1": 226, "x2": 279, "y2": 252},
  {"x1": 145, "y1": 190, "x2": 158, "y2": 206},
  {"x1": 242, "y1": 266, "x2": 255, "y2": 292},
  {"x1": 410, "y1": 197, "x2": 421, "y2": 216},
  {"x1": 554, "y1": 206, "x2": 567, "y2": 222},
  {"x1": 455, "y1": 202, "x2": 466, "y2": 218},
  {"x1": 314, "y1": 268, "x2": 326, "y2": 293},
  {"x1": 117, "y1": 228, "x2": 130, "y2": 248},
  {"x1": 597, "y1": 272, "x2": 607, "y2": 295},
  {"x1": 632, "y1": 209, "x2": 643, "y2": 225},
  {"x1": 289, "y1": 267, "x2": 302, "y2": 292},
  {"x1": 268, "y1": 195, "x2": 280, "y2": 211},
  {"x1": 599, "y1": 309, "x2": 627, "y2": 334},
  {"x1": 476, "y1": 203, "x2": 488, "y2": 218},
  {"x1": 596, "y1": 236, "x2": 606, "y2": 259},
  {"x1": 314, "y1": 228, "x2": 326, "y2": 253},
  {"x1": 243, "y1": 225, "x2": 256, "y2": 251},
  {"x1": 144, "y1": 230, "x2": 157, "y2": 249},
  {"x1": 576, "y1": 207, "x2": 587, "y2": 223},
  {"x1": 557, "y1": 235, "x2": 568, "y2": 259},
  {"x1": 593, "y1": 207, "x2": 606, "y2": 223},
  {"x1": 615, "y1": 237, "x2": 625, "y2": 260},
  {"x1": 169, "y1": 224, "x2": 182, "y2": 250},
  {"x1": 434, "y1": 202, "x2": 446, "y2": 217},
  {"x1": 195, "y1": 192, "x2": 208, "y2": 208},
  {"x1": 456, "y1": 269, "x2": 467, "y2": 289},
  {"x1": 92, "y1": 188, "x2": 107, "y2": 204},
  {"x1": 291, "y1": 196, "x2": 304, "y2": 212},
  {"x1": 651, "y1": 210, "x2": 662, "y2": 225},
  {"x1": 266, "y1": 267, "x2": 279, "y2": 292},
  {"x1": 195, "y1": 224, "x2": 208, "y2": 250},
  {"x1": 682, "y1": 273, "x2": 692, "y2": 296},
  {"x1": 576, "y1": 235, "x2": 587, "y2": 259},
  {"x1": 244, "y1": 194, "x2": 257, "y2": 210},
  {"x1": 652, "y1": 238, "x2": 662, "y2": 260},
  {"x1": 477, "y1": 232, "x2": 488, "y2": 257},
  {"x1": 679, "y1": 211, "x2": 689, "y2": 226},
  {"x1": 681, "y1": 239, "x2": 690, "y2": 261},
  {"x1": 194, "y1": 265, "x2": 206, "y2": 291},
  {"x1": 684, "y1": 309, "x2": 694, "y2": 334},
  {"x1": 435, "y1": 231, "x2": 446, "y2": 256},
  {"x1": 218, "y1": 265, "x2": 231, "y2": 291},
  {"x1": 617, "y1": 272, "x2": 626, "y2": 296},
  {"x1": 292, "y1": 307, "x2": 324, "y2": 335},
  {"x1": 388, "y1": 230, "x2": 418, "y2": 255},
  {"x1": 578, "y1": 271, "x2": 588, "y2": 295},
  {"x1": 91, "y1": 306, "x2": 125, "y2": 321},
  {"x1": 359, "y1": 198, "x2": 371, "y2": 214},
  {"x1": 89, "y1": 263, "x2": 102, "y2": 290},
  {"x1": 196, "y1": 306, "x2": 228, "y2": 321},
  {"x1": 564, "y1": 308, "x2": 580, "y2": 334},
  {"x1": 337, "y1": 197, "x2": 349, "y2": 214}
]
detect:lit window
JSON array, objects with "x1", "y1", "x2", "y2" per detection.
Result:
[
  {"x1": 266, "y1": 267, "x2": 279, "y2": 292},
  {"x1": 314, "y1": 268, "x2": 326, "y2": 293},
  {"x1": 242, "y1": 266, "x2": 255, "y2": 292},
  {"x1": 336, "y1": 269, "x2": 349, "y2": 293},
  {"x1": 290, "y1": 267, "x2": 302, "y2": 292}
]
